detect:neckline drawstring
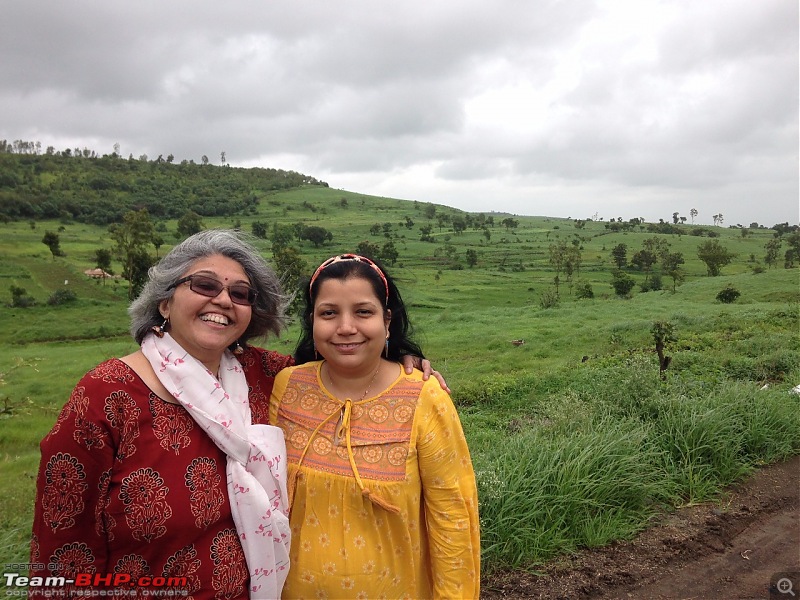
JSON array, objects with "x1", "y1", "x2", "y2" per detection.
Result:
[{"x1": 286, "y1": 372, "x2": 400, "y2": 514}]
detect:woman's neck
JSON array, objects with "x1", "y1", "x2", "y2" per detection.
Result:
[{"x1": 323, "y1": 359, "x2": 386, "y2": 401}]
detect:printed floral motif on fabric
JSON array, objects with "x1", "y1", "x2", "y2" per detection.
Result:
[
  {"x1": 162, "y1": 545, "x2": 202, "y2": 596},
  {"x1": 210, "y1": 529, "x2": 248, "y2": 599},
  {"x1": 95, "y1": 469, "x2": 115, "y2": 541},
  {"x1": 104, "y1": 390, "x2": 141, "y2": 460},
  {"x1": 41, "y1": 452, "x2": 88, "y2": 532},
  {"x1": 119, "y1": 467, "x2": 172, "y2": 542},
  {"x1": 278, "y1": 365, "x2": 422, "y2": 480},
  {"x1": 50, "y1": 542, "x2": 96, "y2": 578},
  {"x1": 46, "y1": 385, "x2": 86, "y2": 440},
  {"x1": 150, "y1": 394, "x2": 194, "y2": 454},
  {"x1": 29, "y1": 534, "x2": 40, "y2": 564},
  {"x1": 248, "y1": 379, "x2": 270, "y2": 425},
  {"x1": 185, "y1": 457, "x2": 224, "y2": 529},
  {"x1": 113, "y1": 553, "x2": 152, "y2": 579},
  {"x1": 91, "y1": 360, "x2": 136, "y2": 385}
]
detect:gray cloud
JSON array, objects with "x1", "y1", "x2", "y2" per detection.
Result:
[{"x1": 1, "y1": 0, "x2": 796, "y2": 226}]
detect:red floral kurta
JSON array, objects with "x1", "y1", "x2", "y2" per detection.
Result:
[{"x1": 29, "y1": 346, "x2": 293, "y2": 599}]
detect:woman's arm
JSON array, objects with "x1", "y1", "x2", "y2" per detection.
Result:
[
  {"x1": 416, "y1": 381, "x2": 481, "y2": 598},
  {"x1": 29, "y1": 374, "x2": 117, "y2": 587}
]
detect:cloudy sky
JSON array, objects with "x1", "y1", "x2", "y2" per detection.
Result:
[{"x1": 2, "y1": 1, "x2": 797, "y2": 226}]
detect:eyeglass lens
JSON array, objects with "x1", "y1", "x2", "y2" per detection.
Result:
[{"x1": 188, "y1": 275, "x2": 256, "y2": 305}]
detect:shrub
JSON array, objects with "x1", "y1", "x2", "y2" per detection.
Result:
[
  {"x1": 539, "y1": 290, "x2": 560, "y2": 309},
  {"x1": 575, "y1": 283, "x2": 594, "y2": 299},
  {"x1": 716, "y1": 285, "x2": 741, "y2": 304},
  {"x1": 611, "y1": 271, "x2": 635, "y2": 297},
  {"x1": 8, "y1": 285, "x2": 35, "y2": 308},
  {"x1": 47, "y1": 288, "x2": 77, "y2": 306},
  {"x1": 640, "y1": 274, "x2": 663, "y2": 293}
]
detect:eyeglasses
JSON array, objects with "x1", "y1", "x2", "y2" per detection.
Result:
[{"x1": 168, "y1": 274, "x2": 258, "y2": 306}]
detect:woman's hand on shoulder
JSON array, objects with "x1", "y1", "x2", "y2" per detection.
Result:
[{"x1": 401, "y1": 355, "x2": 450, "y2": 394}]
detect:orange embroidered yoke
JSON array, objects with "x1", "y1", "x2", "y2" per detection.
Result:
[{"x1": 269, "y1": 362, "x2": 480, "y2": 599}]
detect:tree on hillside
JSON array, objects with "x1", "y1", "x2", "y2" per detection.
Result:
[
  {"x1": 564, "y1": 243, "x2": 582, "y2": 292},
  {"x1": 611, "y1": 243, "x2": 627, "y2": 268},
  {"x1": 764, "y1": 238, "x2": 782, "y2": 269},
  {"x1": 355, "y1": 240, "x2": 380, "y2": 258},
  {"x1": 466, "y1": 249, "x2": 478, "y2": 268},
  {"x1": 271, "y1": 224, "x2": 295, "y2": 253},
  {"x1": 152, "y1": 234, "x2": 164, "y2": 257},
  {"x1": 94, "y1": 248, "x2": 113, "y2": 286},
  {"x1": 109, "y1": 209, "x2": 156, "y2": 299},
  {"x1": 419, "y1": 224, "x2": 434, "y2": 243},
  {"x1": 690, "y1": 208, "x2": 698, "y2": 223},
  {"x1": 41, "y1": 231, "x2": 64, "y2": 260},
  {"x1": 662, "y1": 252, "x2": 685, "y2": 292},
  {"x1": 642, "y1": 237, "x2": 670, "y2": 265},
  {"x1": 611, "y1": 270, "x2": 635, "y2": 297},
  {"x1": 176, "y1": 210, "x2": 205, "y2": 240},
  {"x1": 548, "y1": 240, "x2": 569, "y2": 296},
  {"x1": 252, "y1": 221, "x2": 268, "y2": 239},
  {"x1": 785, "y1": 231, "x2": 800, "y2": 268},
  {"x1": 631, "y1": 249, "x2": 657, "y2": 283},
  {"x1": 381, "y1": 241, "x2": 399, "y2": 266},
  {"x1": 272, "y1": 245, "x2": 306, "y2": 315},
  {"x1": 697, "y1": 239, "x2": 736, "y2": 276},
  {"x1": 301, "y1": 225, "x2": 333, "y2": 247},
  {"x1": 451, "y1": 215, "x2": 466, "y2": 235},
  {"x1": 501, "y1": 218, "x2": 519, "y2": 232}
]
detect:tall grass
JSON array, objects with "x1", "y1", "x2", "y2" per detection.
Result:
[{"x1": 474, "y1": 354, "x2": 800, "y2": 572}]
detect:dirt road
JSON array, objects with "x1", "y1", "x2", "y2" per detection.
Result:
[{"x1": 481, "y1": 455, "x2": 799, "y2": 600}]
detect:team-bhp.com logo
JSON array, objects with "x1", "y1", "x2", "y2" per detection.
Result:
[{"x1": 4, "y1": 572, "x2": 189, "y2": 597}]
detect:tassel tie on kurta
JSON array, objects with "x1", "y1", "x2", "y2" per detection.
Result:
[{"x1": 287, "y1": 398, "x2": 400, "y2": 514}]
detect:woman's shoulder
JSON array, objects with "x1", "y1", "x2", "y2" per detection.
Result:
[
  {"x1": 80, "y1": 357, "x2": 138, "y2": 388},
  {"x1": 239, "y1": 345, "x2": 295, "y2": 378}
]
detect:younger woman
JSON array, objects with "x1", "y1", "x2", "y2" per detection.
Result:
[{"x1": 270, "y1": 254, "x2": 480, "y2": 599}]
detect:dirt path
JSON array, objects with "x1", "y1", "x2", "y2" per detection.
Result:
[{"x1": 481, "y1": 455, "x2": 799, "y2": 600}]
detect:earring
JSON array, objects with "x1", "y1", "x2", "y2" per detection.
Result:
[
  {"x1": 231, "y1": 340, "x2": 244, "y2": 355},
  {"x1": 152, "y1": 318, "x2": 169, "y2": 338},
  {"x1": 384, "y1": 337, "x2": 390, "y2": 359},
  {"x1": 313, "y1": 342, "x2": 319, "y2": 360}
]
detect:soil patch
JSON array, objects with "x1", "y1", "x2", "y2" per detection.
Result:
[{"x1": 481, "y1": 455, "x2": 799, "y2": 599}]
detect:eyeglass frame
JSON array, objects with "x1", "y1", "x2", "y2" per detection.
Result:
[{"x1": 166, "y1": 274, "x2": 259, "y2": 306}]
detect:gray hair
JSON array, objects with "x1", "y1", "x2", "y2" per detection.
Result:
[{"x1": 129, "y1": 229, "x2": 288, "y2": 345}]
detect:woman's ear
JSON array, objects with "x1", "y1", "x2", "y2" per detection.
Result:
[
  {"x1": 384, "y1": 308, "x2": 392, "y2": 327},
  {"x1": 159, "y1": 299, "x2": 170, "y2": 320}
]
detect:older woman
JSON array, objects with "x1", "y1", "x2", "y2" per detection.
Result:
[{"x1": 30, "y1": 230, "x2": 293, "y2": 599}]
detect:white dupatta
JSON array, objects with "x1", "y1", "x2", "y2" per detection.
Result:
[{"x1": 141, "y1": 332, "x2": 290, "y2": 599}]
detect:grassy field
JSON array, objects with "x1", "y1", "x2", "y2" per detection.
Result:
[{"x1": 1, "y1": 186, "x2": 798, "y2": 575}]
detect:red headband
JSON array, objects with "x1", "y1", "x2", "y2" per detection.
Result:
[{"x1": 309, "y1": 254, "x2": 389, "y2": 303}]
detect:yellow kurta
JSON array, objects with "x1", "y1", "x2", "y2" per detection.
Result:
[{"x1": 270, "y1": 362, "x2": 480, "y2": 600}]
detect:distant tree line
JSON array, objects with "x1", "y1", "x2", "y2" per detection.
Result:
[{"x1": 0, "y1": 141, "x2": 327, "y2": 225}]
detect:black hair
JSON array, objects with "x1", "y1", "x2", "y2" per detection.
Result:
[{"x1": 294, "y1": 256, "x2": 425, "y2": 364}]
